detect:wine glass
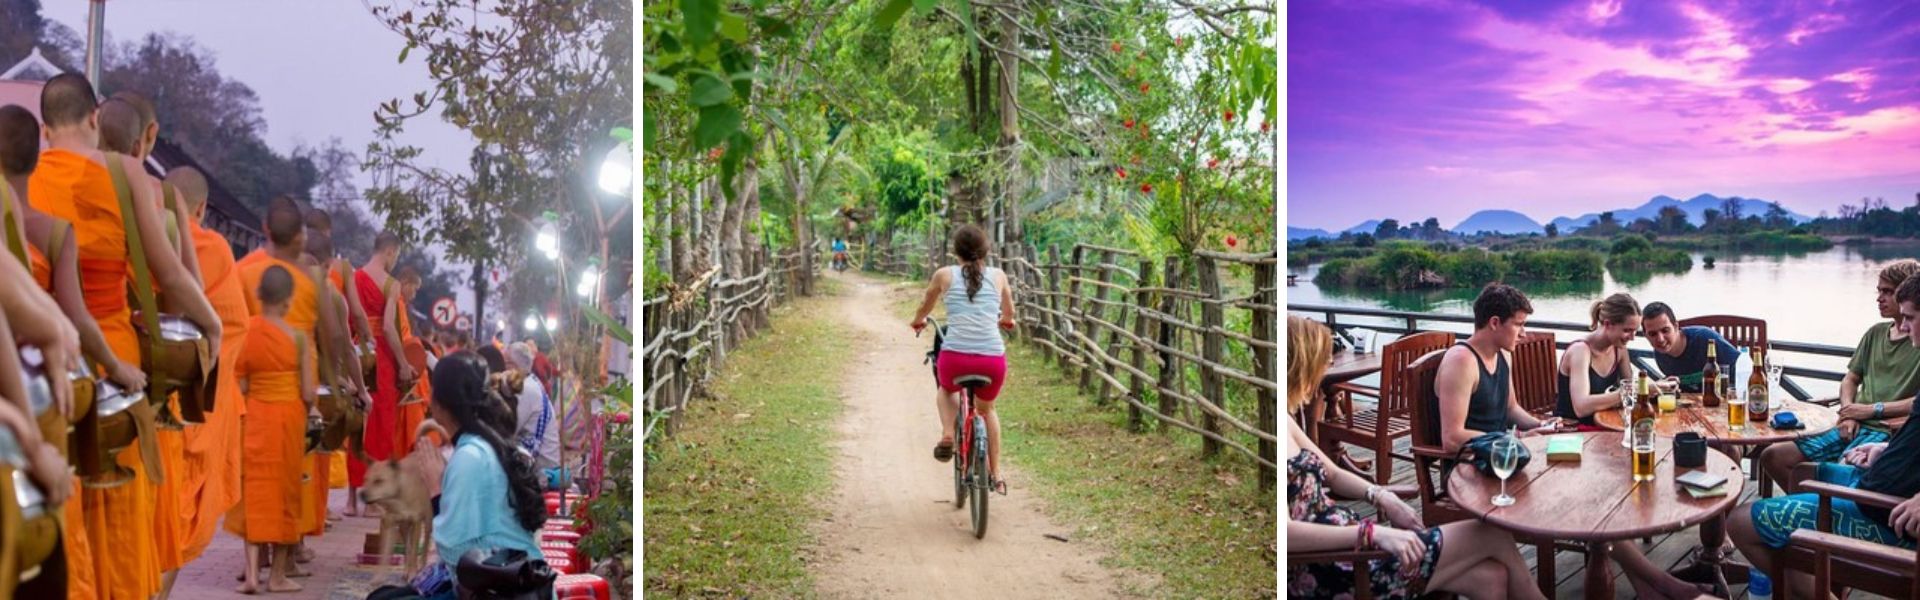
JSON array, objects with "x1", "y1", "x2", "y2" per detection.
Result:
[
  {"x1": 1615, "y1": 383, "x2": 1637, "y2": 448},
  {"x1": 1490, "y1": 431, "x2": 1520, "y2": 507}
]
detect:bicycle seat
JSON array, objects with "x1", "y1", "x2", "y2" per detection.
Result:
[{"x1": 953, "y1": 375, "x2": 994, "y2": 390}]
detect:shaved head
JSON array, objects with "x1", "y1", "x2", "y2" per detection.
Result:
[
  {"x1": 265, "y1": 195, "x2": 306, "y2": 247},
  {"x1": 110, "y1": 91, "x2": 156, "y2": 132},
  {"x1": 39, "y1": 73, "x2": 97, "y2": 129},
  {"x1": 305, "y1": 208, "x2": 332, "y2": 234},
  {"x1": 374, "y1": 232, "x2": 402, "y2": 253},
  {"x1": 395, "y1": 264, "x2": 422, "y2": 283},
  {"x1": 0, "y1": 105, "x2": 39, "y2": 176},
  {"x1": 258, "y1": 265, "x2": 294, "y2": 306},
  {"x1": 164, "y1": 166, "x2": 209, "y2": 213},
  {"x1": 305, "y1": 228, "x2": 334, "y2": 260},
  {"x1": 97, "y1": 98, "x2": 143, "y2": 155}
]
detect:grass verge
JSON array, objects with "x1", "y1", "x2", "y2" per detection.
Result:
[
  {"x1": 643, "y1": 287, "x2": 847, "y2": 598},
  {"x1": 888, "y1": 289, "x2": 1278, "y2": 599}
]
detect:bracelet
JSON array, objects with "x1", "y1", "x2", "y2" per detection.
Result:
[
  {"x1": 1365, "y1": 484, "x2": 1383, "y2": 505},
  {"x1": 1356, "y1": 519, "x2": 1376, "y2": 550},
  {"x1": 1876, "y1": 403, "x2": 1886, "y2": 419}
]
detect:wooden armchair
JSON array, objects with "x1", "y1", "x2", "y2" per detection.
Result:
[
  {"x1": 1775, "y1": 479, "x2": 1919, "y2": 599},
  {"x1": 1512, "y1": 331, "x2": 1557, "y2": 418},
  {"x1": 1679, "y1": 314, "x2": 1769, "y2": 351},
  {"x1": 1320, "y1": 331, "x2": 1455, "y2": 484}
]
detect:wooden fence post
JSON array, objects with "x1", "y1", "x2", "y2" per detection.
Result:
[
  {"x1": 1066, "y1": 246, "x2": 1089, "y2": 389},
  {"x1": 1129, "y1": 258, "x2": 1154, "y2": 432},
  {"x1": 1045, "y1": 246, "x2": 1066, "y2": 366},
  {"x1": 1195, "y1": 254, "x2": 1225, "y2": 458},
  {"x1": 1155, "y1": 255, "x2": 1184, "y2": 423},
  {"x1": 1254, "y1": 260, "x2": 1277, "y2": 491},
  {"x1": 1081, "y1": 249, "x2": 1114, "y2": 398}
]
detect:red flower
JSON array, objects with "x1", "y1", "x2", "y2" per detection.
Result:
[
  {"x1": 1115, "y1": 167, "x2": 1127, "y2": 179},
  {"x1": 1140, "y1": 183, "x2": 1153, "y2": 193},
  {"x1": 1260, "y1": 121, "x2": 1271, "y2": 133},
  {"x1": 1111, "y1": 41, "x2": 1122, "y2": 52},
  {"x1": 612, "y1": 412, "x2": 632, "y2": 424},
  {"x1": 707, "y1": 147, "x2": 724, "y2": 161},
  {"x1": 1224, "y1": 110, "x2": 1235, "y2": 122},
  {"x1": 1139, "y1": 83, "x2": 1150, "y2": 93},
  {"x1": 1206, "y1": 157, "x2": 1220, "y2": 169},
  {"x1": 1123, "y1": 119, "x2": 1134, "y2": 129},
  {"x1": 1225, "y1": 234, "x2": 1240, "y2": 249},
  {"x1": 1174, "y1": 36, "x2": 1184, "y2": 48}
]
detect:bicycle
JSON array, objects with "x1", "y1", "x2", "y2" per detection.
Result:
[{"x1": 918, "y1": 317, "x2": 992, "y2": 538}]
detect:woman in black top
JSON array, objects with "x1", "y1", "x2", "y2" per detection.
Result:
[{"x1": 1556, "y1": 294, "x2": 1638, "y2": 429}]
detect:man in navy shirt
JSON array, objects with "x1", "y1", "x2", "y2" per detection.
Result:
[{"x1": 1641, "y1": 302, "x2": 1740, "y2": 392}]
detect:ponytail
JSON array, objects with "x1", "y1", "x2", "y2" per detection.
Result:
[
  {"x1": 952, "y1": 224, "x2": 989, "y2": 302},
  {"x1": 433, "y1": 352, "x2": 549, "y2": 533},
  {"x1": 1591, "y1": 293, "x2": 1641, "y2": 329}
]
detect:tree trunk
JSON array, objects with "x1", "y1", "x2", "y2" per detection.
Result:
[
  {"x1": 993, "y1": 8, "x2": 1021, "y2": 244},
  {"x1": 470, "y1": 260, "x2": 488, "y2": 345}
]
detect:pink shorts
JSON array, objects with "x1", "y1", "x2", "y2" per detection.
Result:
[{"x1": 935, "y1": 350, "x2": 1008, "y2": 402}]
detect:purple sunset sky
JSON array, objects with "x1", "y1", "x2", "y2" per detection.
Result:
[{"x1": 1288, "y1": 0, "x2": 1920, "y2": 231}]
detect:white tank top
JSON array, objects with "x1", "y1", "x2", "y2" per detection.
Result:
[{"x1": 941, "y1": 264, "x2": 1005, "y2": 356}]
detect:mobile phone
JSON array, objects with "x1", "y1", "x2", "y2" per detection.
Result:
[{"x1": 1675, "y1": 471, "x2": 1727, "y2": 491}]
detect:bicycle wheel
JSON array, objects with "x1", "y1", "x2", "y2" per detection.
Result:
[
  {"x1": 953, "y1": 412, "x2": 967, "y2": 509},
  {"x1": 970, "y1": 414, "x2": 989, "y2": 539}
]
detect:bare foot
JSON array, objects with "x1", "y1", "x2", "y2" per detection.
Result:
[
  {"x1": 234, "y1": 581, "x2": 259, "y2": 595},
  {"x1": 266, "y1": 579, "x2": 303, "y2": 593},
  {"x1": 343, "y1": 504, "x2": 360, "y2": 517},
  {"x1": 285, "y1": 565, "x2": 311, "y2": 579},
  {"x1": 295, "y1": 546, "x2": 315, "y2": 563}
]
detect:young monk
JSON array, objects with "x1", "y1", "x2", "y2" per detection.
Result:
[
  {"x1": 230, "y1": 265, "x2": 315, "y2": 594},
  {"x1": 300, "y1": 230, "x2": 351, "y2": 529},
  {"x1": 32, "y1": 72, "x2": 223, "y2": 600},
  {"x1": 167, "y1": 165, "x2": 252, "y2": 578},
  {"x1": 97, "y1": 94, "x2": 192, "y2": 590}
]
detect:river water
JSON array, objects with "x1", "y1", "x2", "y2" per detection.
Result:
[{"x1": 1287, "y1": 245, "x2": 1920, "y2": 397}]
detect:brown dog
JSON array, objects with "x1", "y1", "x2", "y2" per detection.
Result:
[{"x1": 357, "y1": 419, "x2": 449, "y2": 577}]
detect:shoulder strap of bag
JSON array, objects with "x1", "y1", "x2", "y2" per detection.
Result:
[
  {"x1": 46, "y1": 221, "x2": 69, "y2": 269},
  {"x1": 106, "y1": 154, "x2": 163, "y2": 371},
  {"x1": 0, "y1": 182, "x2": 26, "y2": 267}
]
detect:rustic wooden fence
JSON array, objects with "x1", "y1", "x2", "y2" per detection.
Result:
[
  {"x1": 641, "y1": 246, "x2": 811, "y2": 440},
  {"x1": 1000, "y1": 243, "x2": 1279, "y2": 490}
]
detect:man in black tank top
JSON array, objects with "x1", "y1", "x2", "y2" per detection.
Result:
[{"x1": 1434, "y1": 284, "x2": 1563, "y2": 452}]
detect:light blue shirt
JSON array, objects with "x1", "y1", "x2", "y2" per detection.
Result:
[
  {"x1": 434, "y1": 433, "x2": 543, "y2": 569},
  {"x1": 941, "y1": 265, "x2": 1005, "y2": 356}
]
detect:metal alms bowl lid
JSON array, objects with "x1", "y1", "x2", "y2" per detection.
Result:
[
  {"x1": 155, "y1": 314, "x2": 206, "y2": 342},
  {"x1": 17, "y1": 345, "x2": 53, "y2": 416},
  {"x1": 95, "y1": 380, "x2": 145, "y2": 416},
  {"x1": 0, "y1": 428, "x2": 44, "y2": 517}
]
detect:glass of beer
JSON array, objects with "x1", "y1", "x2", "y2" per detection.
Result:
[
  {"x1": 1491, "y1": 433, "x2": 1521, "y2": 506},
  {"x1": 1632, "y1": 436, "x2": 1656, "y2": 481},
  {"x1": 1727, "y1": 378, "x2": 1748, "y2": 430}
]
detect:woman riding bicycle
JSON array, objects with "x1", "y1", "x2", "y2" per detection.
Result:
[{"x1": 911, "y1": 224, "x2": 1016, "y2": 493}]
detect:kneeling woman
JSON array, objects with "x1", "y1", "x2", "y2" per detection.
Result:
[
  {"x1": 404, "y1": 351, "x2": 549, "y2": 599},
  {"x1": 1287, "y1": 317, "x2": 1544, "y2": 600}
]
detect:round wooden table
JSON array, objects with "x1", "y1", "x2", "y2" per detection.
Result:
[
  {"x1": 1325, "y1": 350, "x2": 1383, "y2": 384},
  {"x1": 1311, "y1": 350, "x2": 1385, "y2": 471},
  {"x1": 1449, "y1": 432, "x2": 1743, "y2": 599},
  {"x1": 1591, "y1": 394, "x2": 1837, "y2": 592}
]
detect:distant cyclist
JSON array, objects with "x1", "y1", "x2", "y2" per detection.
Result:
[
  {"x1": 832, "y1": 237, "x2": 848, "y2": 271},
  {"x1": 911, "y1": 224, "x2": 1016, "y2": 493}
]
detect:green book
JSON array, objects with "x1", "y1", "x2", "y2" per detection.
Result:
[
  {"x1": 1546, "y1": 434, "x2": 1583, "y2": 463},
  {"x1": 1685, "y1": 483, "x2": 1730, "y2": 498}
]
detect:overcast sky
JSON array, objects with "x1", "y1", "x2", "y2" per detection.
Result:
[
  {"x1": 1290, "y1": 0, "x2": 1920, "y2": 231},
  {"x1": 44, "y1": 0, "x2": 485, "y2": 308}
]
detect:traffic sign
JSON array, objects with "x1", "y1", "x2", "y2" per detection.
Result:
[
  {"x1": 432, "y1": 297, "x2": 457, "y2": 327},
  {"x1": 455, "y1": 315, "x2": 472, "y2": 332}
]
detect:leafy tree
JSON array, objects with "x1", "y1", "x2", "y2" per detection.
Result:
[
  {"x1": 1544, "y1": 222, "x2": 1558, "y2": 238},
  {"x1": 1374, "y1": 218, "x2": 1400, "y2": 241},
  {"x1": 1656, "y1": 205, "x2": 1690, "y2": 234}
]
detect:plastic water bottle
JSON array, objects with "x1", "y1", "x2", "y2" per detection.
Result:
[
  {"x1": 1732, "y1": 347, "x2": 1753, "y2": 397},
  {"x1": 1748, "y1": 568, "x2": 1772, "y2": 600}
]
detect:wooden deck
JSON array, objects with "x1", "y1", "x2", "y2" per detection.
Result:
[{"x1": 1325, "y1": 437, "x2": 1898, "y2": 599}]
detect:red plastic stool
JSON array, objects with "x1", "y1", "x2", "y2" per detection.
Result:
[
  {"x1": 555, "y1": 573, "x2": 610, "y2": 600},
  {"x1": 540, "y1": 540, "x2": 583, "y2": 568},
  {"x1": 540, "y1": 549, "x2": 578, "y2": 575},
  {"x1": 541, "y1": 529, "x2": 582, "y2": 545}
]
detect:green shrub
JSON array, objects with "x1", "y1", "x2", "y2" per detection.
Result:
[
  {"x1": 1508, "y1": 250, "x2": 1604, "y2": 281},
  {"x1": 1607, "y1": 248, "x2": 1693, "y2": 271},
  {"x1": 1610, "y1": 234, "x2": 1653, "y2": 254}
]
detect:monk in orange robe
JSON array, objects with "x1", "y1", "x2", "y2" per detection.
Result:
[
  {"x1": 31, "y1": 73, "x2": 223, "y2": 600},
  {"x1": 227, "y1": 265, "x2": 313, "y2": 594},
  {"x1": 1, "y1": 103, "x2": 146, "y2": 600},
  {"x1": 165, "y1": 166, "x2": 249, "y2": 571},
  {"x1": 392, "y1": 268, "x2": 431, "y2": 459},
  {"x1": 97, "y1": 95, "x2": 193, "y2": 589},
  {"x1": 237, "y1": 196, "x2": 342, "y2": 570}
]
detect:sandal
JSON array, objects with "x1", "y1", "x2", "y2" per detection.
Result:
[
  {"x1": 993, "y1": 478, "x2": 1008, "y2": 495},
  {"x1": 933, "y1": 438, "x2": 954, "y2": 462}
]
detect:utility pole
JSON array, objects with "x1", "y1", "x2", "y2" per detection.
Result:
[{"x1": 85, "y1": 0, "x2": 106, "y2": 84}]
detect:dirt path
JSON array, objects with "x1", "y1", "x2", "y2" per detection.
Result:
[{"x1": 812, "y1": 271, "x2": 1138, "y2": 599}]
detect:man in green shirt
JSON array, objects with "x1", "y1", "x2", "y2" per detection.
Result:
[{"x1": 1760, "y1": 260, "x2": 1920, "y2": 493}]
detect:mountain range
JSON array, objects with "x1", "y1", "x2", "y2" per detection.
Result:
[{"x1": 1288, "y1": 194, "x2": 1813, "y2": 240}]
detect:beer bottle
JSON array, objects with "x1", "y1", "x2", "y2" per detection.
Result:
[
  {"x1": 1702, "y1": 342, "x2": 1722, "y2": 407},
  {"x1": 1749, "y1": 347, "x2": 1770, "y2": 421},
  {"x1": 1631, "y1": 371, "x2": 1656, "y2": 481}
]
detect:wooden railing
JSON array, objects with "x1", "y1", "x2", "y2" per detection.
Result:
[
  {"x1": 641, "y1": 247, "x2": 813, "y2": 440},
  {"x1": 1002, "y1": 243, "x2": 1279, "y2": 491},
  {"x1": 1286, "y1": 303, "x2": 1854, "y2": 402}
]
